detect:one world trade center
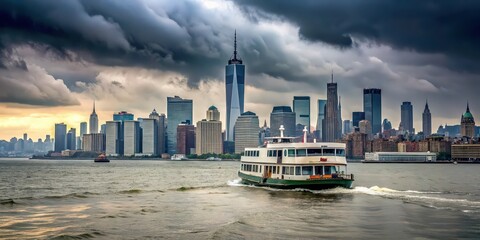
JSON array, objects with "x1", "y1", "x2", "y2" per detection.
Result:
[{"x1": 225, "y1": 31, "x2": 245, "y2": 142}]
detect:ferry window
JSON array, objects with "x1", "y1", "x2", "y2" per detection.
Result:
[
  {"x1": 260, "y1": 166, "x2": 262, "y2": 173},
  {"x1": 323, "y1": 149, "x2": 335, "y2": 156},
  {"x1": 272, "y1": 150, "x2": 277, "y2": 157},
  {"x1": 295, "y1": 166, "x2": 301, "y2": 175},
  {"x1": 257, "y1": 151, "x2": 260, "y2": 156},
  {"x1": 331, "y1": 166, "x2": 337, "y2": 173},
  {"x1": 290, "y1": 167, "x2": 294, "y2": 175},
  {"x1": 336, "y1": 149, "x2": 345, "y2": 156},
  {"x1": 296, "y1": 149, "x2": 307, "y2": 157},
  {"x1": 288, "y1": 149, "x2": 295, "y2": 157},
  {"x1": 302, "y1": 166, "x2": 313, "y2": 175},
  {"x1": 273, "y1": 166, "x2": 277, "y2": 174},
  {"x1": 314, "y1": 166, "x2": 322, "y2": 175},
  {"x1": 284, "y1": 150, "x2": 287, "y2": 156},
  {"x1": 307, "y1": 149, "x2": 322, "y2": 156},
  {"x1": 282, "y1": 166, "x2": 287, "y2": 174},
  {"x1": 324, "y1": 166, "x2": 331, "y2": 174},
  {"x1": 267, "y1": 151, "x2": 272, "y2": 157}
]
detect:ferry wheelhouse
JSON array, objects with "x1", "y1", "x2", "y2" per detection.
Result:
[{"x1": 238, "y1": 126, "x2": 354, "y2": 190}]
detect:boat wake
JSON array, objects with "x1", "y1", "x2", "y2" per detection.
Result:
[{"x1": 228, "y1": 179, "x2": 480, "y2": 213}]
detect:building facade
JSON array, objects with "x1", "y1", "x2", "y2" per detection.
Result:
[
  {"x1": 225, "y1": 32, "x2": 245, "y2": 142},
  {"x1": 352, "y1": 111, "x2": 365, "y2": 129},
  {"x1": 141, "y1": 118, "x2": 157, "y2": 156},
  {"x1": 167, "y1": 96, "x2": 193, "y2": 155},
  {"x1": 54, "y1": 123, "x2": 67, "y2": 152},
  {"x1": 106, "y1": 121, "x2": 121, "y2": 156},
  {"x1": 401, "y1": 101, "x2": 414, "y2": 134},
  {"x1": 196, "y1": 106, "x2": 223, "y2": 155},
  {"x1": 363, "y1": 88, "x2": 381, "y2": 135},
  {"x1": 148, "y1": 109, "x2": 165, "y2": 155},
  {"x1": 234, "y1": 111, "x2": 259, "y2": 154},
  {"x1": 315, "y1": 99, "x2": 327, "y2": 141},
  {"x1": 82, "y1": 133, "x2": 105, "y2": 152},
  {"x1": 176, "y1": 123, "x2": 195, "y2": 155},
  {"x1": 270, "y1": 106, "x2": 296, "y2": 137},
  {"x1": 66, "y1": 128, "x2": 76, "y2": 150},
  {"x1": 293, "y1": 96, "x2": 310, "y2": 133},
  {"x1": 123, "y1": 120, "x2": 141, "y2": 156}
]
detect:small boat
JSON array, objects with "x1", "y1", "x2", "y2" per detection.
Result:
[
  {"x1": 94, "y1": 153, "x2": 110, "y2": 163},
  {"x1": 238, "y1": 126, "x2": 354, "y2": 190}
]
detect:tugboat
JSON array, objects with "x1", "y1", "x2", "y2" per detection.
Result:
[
  {"x1": 94, "y1": 153, "x2": 110, "y2": 163},
  {"x1": 238, "y1": 126, "x2": 354, "y2": 190}
]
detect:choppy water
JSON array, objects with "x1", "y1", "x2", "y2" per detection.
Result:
[{"x1": 0, "y1": 159, "x2": 479, "y2": 239}]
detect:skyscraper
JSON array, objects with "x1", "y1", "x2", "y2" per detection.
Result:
[
  {"x1": 196, "y1": 106, "x2": 223, "y2": 154},
  {"x1": 149, "y1": 109, "x2": 166, "y2": 155},
  {"x1": 401, "y1": 101, "x2": 414, "y2": 133},
  {"x1": 89, "y1": 101, "x2": 98, "y2": 134},
  {"x1": 167, "y1": 96, "x2": 193, "y2": 155},
  {"x1": 66, "y1": 128, "x2": 76, "y2": 150},
  {"x1": 225, "y1": 31, "x2": 245, "y2": 142},
  {"x1": 352, "y1": 112, "x2": 365, "y2": 128},
  {"x1": 422, "y1": 101, "x2": 432, "y2": 136},
  {"x1": 54, "y1": 123, "x2": 67, "y2": 152},
  {"x1": 461, "y1": 103, "x2": 475, "y2": 138},
  {"x1": 79, "y1": 122, "x2": 87, "y2": 150},
  {"x1": 82, "y1": 133, "x2": 105, "y2": 152},
  {"x1": 141, "y1": 118, "x2": 158, "y2": 156},
  {"x1": 324, "y1": 73, "x2": 340, "y2": 142},
  {"x1": 113, "y1": 111, "x2": 134, "y2": 122},
  {"x1": 106, "y1": 121, "x2": 121, "y2": 156},
  {"x1": 343, "y1": 120, "x2": 352, "y2": 135},
  {"x1": 234, "y1": 111, "x2": 260, "y2": 154},
  {"x1": 123, "y1": 120, "x2": 141, "y2": 156},
  {"x1": 315, "y1": 99, "x2": 327, "y2": 141},
  {"x1": 270, "y1": 106, "x2": 296, "y2": 137},
  {"x1": 383, "y1": 119, "x2": 393, "y2": 131},
  {"x1": 293, "y1": 96, "x2": 310, "y2": 134},
  {"x1": 363, "y1": 88, "x2": 382, "y2": 135}
]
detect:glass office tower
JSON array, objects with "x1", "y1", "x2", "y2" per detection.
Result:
[
  {"x1": 167, "y1": 96, "x2": 193, "y2": 155},
  {"x1": 293, "y1": 96, "x2": 311, "y2": 133},
  {"x1": 363, "y1": 89, "x2": 382, "y2": 135}
]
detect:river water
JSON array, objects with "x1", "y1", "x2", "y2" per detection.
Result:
[{"x1": 0, "y1": 159, "x2": 479, "y2": 239}]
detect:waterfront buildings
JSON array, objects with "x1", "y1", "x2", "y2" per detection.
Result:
[
  {"x1": 141, "y1": 118, "x2": 158, "y2": 156},
  {"x1": 123, "y1": 120, "x2": 141, "y2": 156},
  {"x1": 106, "y1": 121, "x2": 121, "y2": 156},
  {"x1": 82, "y1": 133, "x2": 105, "y2": 152},
  {"x1": 79, "y1": 122, "x2": 87, "y2": 149},
  {"x1": 89, "y1": 101, "x2": 98, "y2": 134},
  {"x1": 324, "y1": 74, "x2": 340, "y2": 142},
  {"x1": 401, "y1": 101, "x2": 414, "y2": 134},
  {"x1": 315, "y1": 99, "x2": 327, "y2": 141},
  {"x1": 176, "y1": 123, "x2": 195, "y2": 155},
  {"x1": 293, "y1": 96, "x2": 310, "y2": 134},
  {"x1": 54, "y1": 123, "x2": 67, "y2": 152},
  {"x1": 225, "y1": 32, "x2": 245, "y2": 142},
  {"x1": 451, "y1": 144, "x2": 480, "y2": 160},
  {"x1": 270, "y1": 106, "x2": 296, "y2": 137},
  {"x1": 234, "y1": 111, "x2": 259, "y2": 154},
  {"x1": 461, "y1": 103, "x2": 475, "y2": 138},
  {"x1": 196, "y1": 106, "x2": 223, "y2": 155},
  {"x1": 422, "y1": 101, "x2": 432, "y2": 136},
  {"x1": 167, "y1": 96, "x2": 193, "y2": 155},
  {"x1": 343, "y1": 120, "x2": 352, "y2": 135},
  {"x1": 363, "y1": 88, "x2": 382, "y2": 135}
]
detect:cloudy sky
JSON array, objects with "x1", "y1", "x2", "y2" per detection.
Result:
[{"x1": 0, "y1": 0, "x2": 479, "y2": 140}]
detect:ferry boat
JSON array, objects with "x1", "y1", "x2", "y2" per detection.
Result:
[
  {"x1": 238, "y1": 126, "x2": 354, "y2": 190},
  {"x1": 94, "y1": 153, "x2": 110, "y2": 163}
]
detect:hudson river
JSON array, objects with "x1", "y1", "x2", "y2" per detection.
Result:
[{"x1": 1, "y1": 159, "x2": 479, "y2": 239}]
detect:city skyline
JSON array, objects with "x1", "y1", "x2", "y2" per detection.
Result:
[{"x1": 0, "y1": 1, "x2": 479, "y2": 140}]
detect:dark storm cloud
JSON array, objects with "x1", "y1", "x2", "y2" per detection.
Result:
[{"x1": 235, "y1": 0, "x2": 480, "y2": 70}]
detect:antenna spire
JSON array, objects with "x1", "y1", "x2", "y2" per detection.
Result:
[
  {"x1": 331, "y1": 70, "x2": 334, "y2": 83},
  {"x1": 234, "y1": 30, "x2": 237, "y2": 60},
  {"x1": 93, "y1": 100, "x2": 96, "y2": 114}
]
